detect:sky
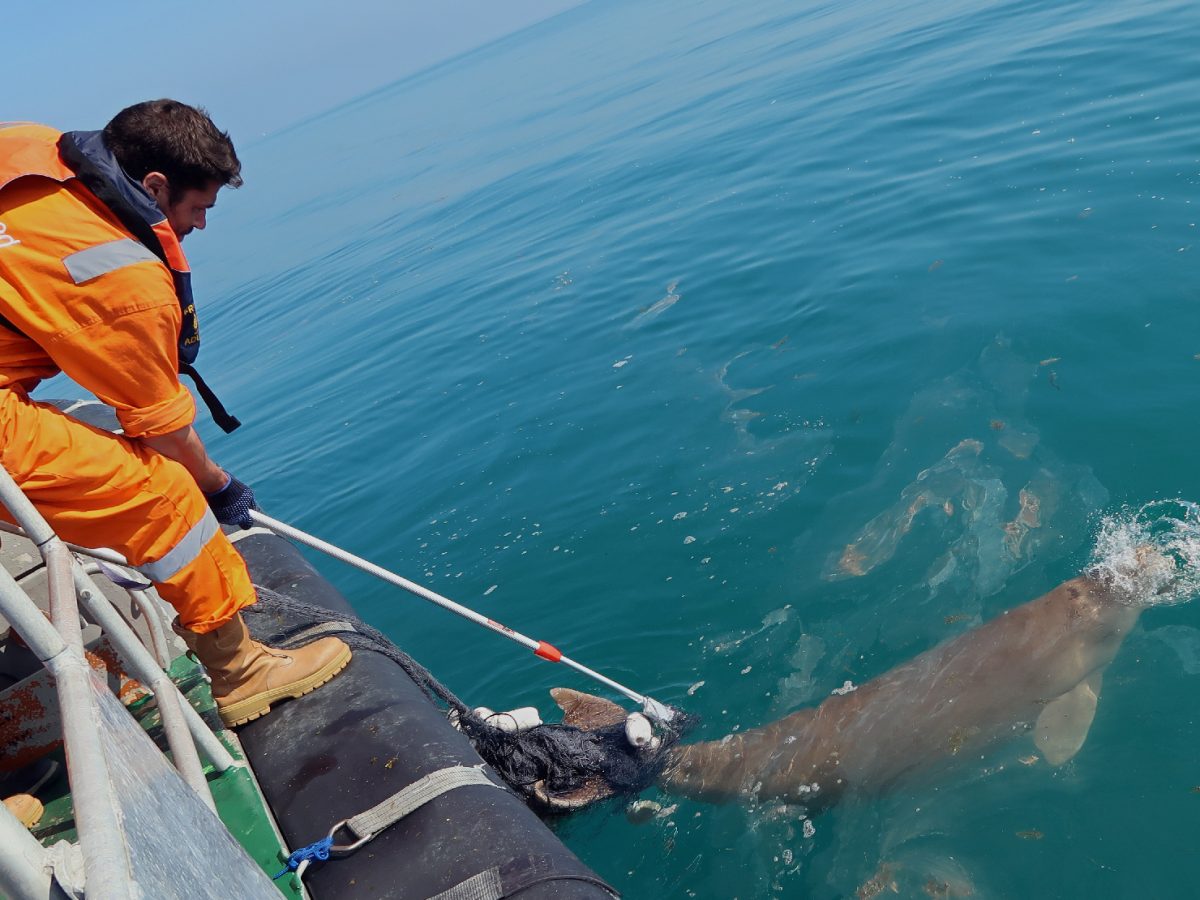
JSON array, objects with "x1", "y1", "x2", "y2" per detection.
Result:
[{"x1": 8, "y1": 0, "x2": 583, "y2": 144}]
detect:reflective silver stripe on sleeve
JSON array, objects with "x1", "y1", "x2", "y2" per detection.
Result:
[
  {"x1": 135, "y1": 509, "x2": 221, "y2": 584},
  {"x1": 62, "y1": 238, "x2": 160, "y2": 285}
]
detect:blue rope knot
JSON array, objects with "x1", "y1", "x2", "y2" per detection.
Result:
[{"x1": 273, "y1": 835, "x2": 334, "y2": 880}]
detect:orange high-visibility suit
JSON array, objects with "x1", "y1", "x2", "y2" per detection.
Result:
[{"x1": 0, "y1": 124, "x2": 254, "y2": 632}]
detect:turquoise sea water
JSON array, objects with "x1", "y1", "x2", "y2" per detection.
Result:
[{"x1": 81, "y1": 0, "x2": 1200, "y2": 895}]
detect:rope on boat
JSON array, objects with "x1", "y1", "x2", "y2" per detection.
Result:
[{"x1": 272, "y1": 835, "x2": 332, "y2": 880}]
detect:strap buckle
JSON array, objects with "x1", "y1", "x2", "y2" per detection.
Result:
[{"x1": 326, "y1": 819, "x2": 374, "y2": 855}]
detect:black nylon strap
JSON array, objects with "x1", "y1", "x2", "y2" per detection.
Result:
[{"x1": 180, "y1": 362, "x2": 241, "y2": 433}]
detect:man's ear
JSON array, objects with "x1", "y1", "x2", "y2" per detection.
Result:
[{"x1": 141, "y1": 171, "x2": 170, "y2": 207}]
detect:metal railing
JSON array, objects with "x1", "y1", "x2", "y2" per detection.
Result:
[
  {"x1": 0, "y1": 522, "x2": 237, "y2": 779},
  {"x1": 0, "y1": 463, "x2": 279, "y2": 899}
]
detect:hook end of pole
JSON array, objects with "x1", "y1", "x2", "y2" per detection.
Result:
[{"x1": 642, "y1": 696, "x2": 675, "y2": 725}]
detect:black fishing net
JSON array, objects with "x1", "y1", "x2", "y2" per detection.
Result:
[
  {"x1": 457, "y1": 707, "x2": 693, "y2": 806},
  {"x1": 244, "y1": 585, "x2": 696, "y2": 810}
]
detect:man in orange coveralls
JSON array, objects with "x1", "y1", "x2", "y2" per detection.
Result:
[{"x1": 0, "y1": 100, "x2": 351, "y2": 728}]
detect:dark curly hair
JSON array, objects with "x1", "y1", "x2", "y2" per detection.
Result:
[{"x1": 103, "y1": 99, "x2": 242, "y2": 202}]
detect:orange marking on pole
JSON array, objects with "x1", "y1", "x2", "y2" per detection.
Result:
[{"x1": 534, "y1": 641, "x2": 562, "y2": 662}]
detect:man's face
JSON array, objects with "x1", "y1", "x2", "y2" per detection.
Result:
[
  {"x1": 164, "y1": 182, "x2": 220, "y2": 239},
  {"x1": 142, "y1": 174, "x2": 220, "y2": 240}
]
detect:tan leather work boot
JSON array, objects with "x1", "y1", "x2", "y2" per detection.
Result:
[
  {"x1": 3, "y1": 793, "x2": 43, "y2": 828},
  {"x1": 178, "y1": 614, "x2": 352, "y2": 727}
]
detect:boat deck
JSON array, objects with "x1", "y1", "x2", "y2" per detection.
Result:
[{"x1": 0, "y1": 527, "x2": 303, "y2": 898}]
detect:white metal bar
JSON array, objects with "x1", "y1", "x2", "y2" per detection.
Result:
[
  {"x1": 0, "y1": 520, "x2": 237, "y2": 772},
  {"x1": 0, "y1": 801, "x2": 75, "y2": 900},
  {"x1": 74, "y1": 564, "x2": 214, "y2": 809},
  {"x1": 128, "y1": 586, "x2": 213, "y2": 809},
  {"x1": 0, "y1": 571, "x2": 133, "y2": 897},
  {"x1": 0, "y1": 517, "x2": 236, "y2": 772},
  {"x1": 71, "y1": 567, "x2": 236, "y2": 773},
  {"x1": 46, "y1": 544, "x2": 83, "y2": 647},
  {"x1": 147, "y1": 665, "x2": 215, "y2": 811}
]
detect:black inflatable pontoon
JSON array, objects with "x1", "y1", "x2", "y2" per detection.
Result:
[{"x1": 235, "y1": 530, "x2": 616, "y2": 899}]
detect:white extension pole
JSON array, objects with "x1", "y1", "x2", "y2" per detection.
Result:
[{"x1": 247, "y1": 510, "x2": 675, "y2": 723}]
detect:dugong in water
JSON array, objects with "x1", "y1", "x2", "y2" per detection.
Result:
[{"x1": 546, "y1": 549, "x2": 1173, "y2": 810}]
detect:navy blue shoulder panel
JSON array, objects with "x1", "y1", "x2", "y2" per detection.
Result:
[{"x1": 60, "y1": 131, "x2": 165, "y2": 230}]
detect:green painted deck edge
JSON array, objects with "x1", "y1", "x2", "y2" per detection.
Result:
[
  {"x1": 208, "y1": 752, "x2": 305, "y2": 899},
  {"x1": 178, "y1": 654, "x2": 306, "y2": 899}
]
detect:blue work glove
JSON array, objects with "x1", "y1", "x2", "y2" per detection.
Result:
[{"x1": 205, "y1": 474, "x2": 258, "y2": 529}]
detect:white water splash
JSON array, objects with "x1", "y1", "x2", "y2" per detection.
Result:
[{"x1": 1087, "y1": 500, "x2": 1200, "y2": 606}]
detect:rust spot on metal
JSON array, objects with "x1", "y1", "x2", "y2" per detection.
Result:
[
  {"x1": 0, "y1": 680, "x2": 61, "y2": 771},
  {"x1": 84, "y1": 645, "x2": 149, "y2": 705}
]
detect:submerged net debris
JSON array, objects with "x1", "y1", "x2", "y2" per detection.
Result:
[
  {"x1": 245, "y1": 586, "x2": 695, "y2": 810},
  {"x1": 459, "y1": 708, "x2": 682, "y2": 807}
]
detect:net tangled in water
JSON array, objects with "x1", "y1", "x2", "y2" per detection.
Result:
[{"x1": 244, "y1": 585, "x2": 696, "y2": 810}]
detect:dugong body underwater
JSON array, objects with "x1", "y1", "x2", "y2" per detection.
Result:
[{"x1": 547, "y1": 548, "x2": 1175, "y2": 811}]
